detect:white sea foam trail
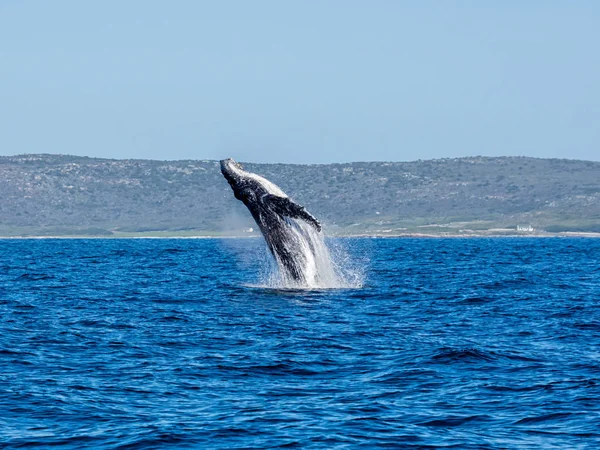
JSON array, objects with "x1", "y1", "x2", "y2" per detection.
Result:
[{"x1": 265, "y1": 220, "x2": 363, "y2": 290}]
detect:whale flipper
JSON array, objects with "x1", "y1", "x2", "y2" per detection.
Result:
[{"x1": 264, "y1": 195, "x2": 322, "y2": 232}]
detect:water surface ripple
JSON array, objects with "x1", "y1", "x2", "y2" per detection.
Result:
[{"x1": 1, "y1": 238, "x2": 599, "y2": 449}]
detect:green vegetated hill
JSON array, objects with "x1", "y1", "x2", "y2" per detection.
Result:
[{"x1": 0, "y1": 154, "x2": 599, "y2": 236}]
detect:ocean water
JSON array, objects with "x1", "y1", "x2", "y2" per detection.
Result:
[{"x1": 1, "y1": 237, "x2": 599, "y2": 449}]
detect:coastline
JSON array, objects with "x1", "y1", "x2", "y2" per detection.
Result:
[{"x1": 1, "y1": 232, "x2": 599, "y2": 239}]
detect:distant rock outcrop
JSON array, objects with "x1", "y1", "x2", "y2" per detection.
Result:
[{"x1": 0, "y1": 154, "x2": 599, "y2": 236}]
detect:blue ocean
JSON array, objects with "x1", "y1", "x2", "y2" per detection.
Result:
[{"x1": 1, "y1": 237, "x2": 599, "y2": 449}]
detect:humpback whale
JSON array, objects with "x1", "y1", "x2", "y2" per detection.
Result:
[{"x1": 220, "y1": 158, "x2": 323, "y2": 283}]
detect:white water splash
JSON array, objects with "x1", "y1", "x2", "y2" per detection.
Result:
[{"x1": 262, "y1": 220, "x2": 364, "y2": 290}]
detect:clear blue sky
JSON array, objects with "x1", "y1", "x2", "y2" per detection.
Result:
[{"x1": 1, "y1": 1, "x2": 598, "y2": 163}]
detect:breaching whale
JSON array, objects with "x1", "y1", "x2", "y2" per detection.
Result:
[{"x1": 220, "y1": 158, "x2": 323, "y2": 283}]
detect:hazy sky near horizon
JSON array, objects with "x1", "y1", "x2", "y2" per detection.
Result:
[{"x1": 1, "y1": 1, "x2": 599, "y2": 163}]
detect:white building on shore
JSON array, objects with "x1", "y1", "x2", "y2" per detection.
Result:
[{"x1": 517, "y1": 225, "x2": 535, "y2": 232}]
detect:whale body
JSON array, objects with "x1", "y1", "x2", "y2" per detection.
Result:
[{"x1": 220, "y1": 158, "x2": 323, "y2": 283}]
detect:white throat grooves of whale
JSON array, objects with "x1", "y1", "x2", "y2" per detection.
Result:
[{"x1": 229, "y1": 163, "x2": 288, "y2": 198}]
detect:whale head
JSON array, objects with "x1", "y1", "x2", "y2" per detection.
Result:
[
  {"x1": 220, "y1": 158, "x2": 287, "y2": 198},
  {"x1": 220, "y1": 158, "x2": 245, "y2": 187}
]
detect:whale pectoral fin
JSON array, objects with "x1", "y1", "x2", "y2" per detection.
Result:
[{"x1": 266, "y1": 195, "x2": 322, "y2": 232}]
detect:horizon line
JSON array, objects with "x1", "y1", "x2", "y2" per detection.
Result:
[{"x1": 1, "y1": 153, "x2": 598, "y2": 166}]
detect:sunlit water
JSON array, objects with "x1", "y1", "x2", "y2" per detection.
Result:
[{"x1": 1, "y1": 238, "x2": 599, "y2": 449}]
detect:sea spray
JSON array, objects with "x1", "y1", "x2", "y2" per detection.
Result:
[
  {"x1": 263, "y1": 219, "x2": 364, "y2": 290},
  {"x1": 222, "y1": 223, "x2": 364, "y2": 290}
]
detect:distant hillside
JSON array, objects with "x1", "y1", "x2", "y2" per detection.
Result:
[{"x1": 0, "y1": 154, "x2": 599, "y2": 236}]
